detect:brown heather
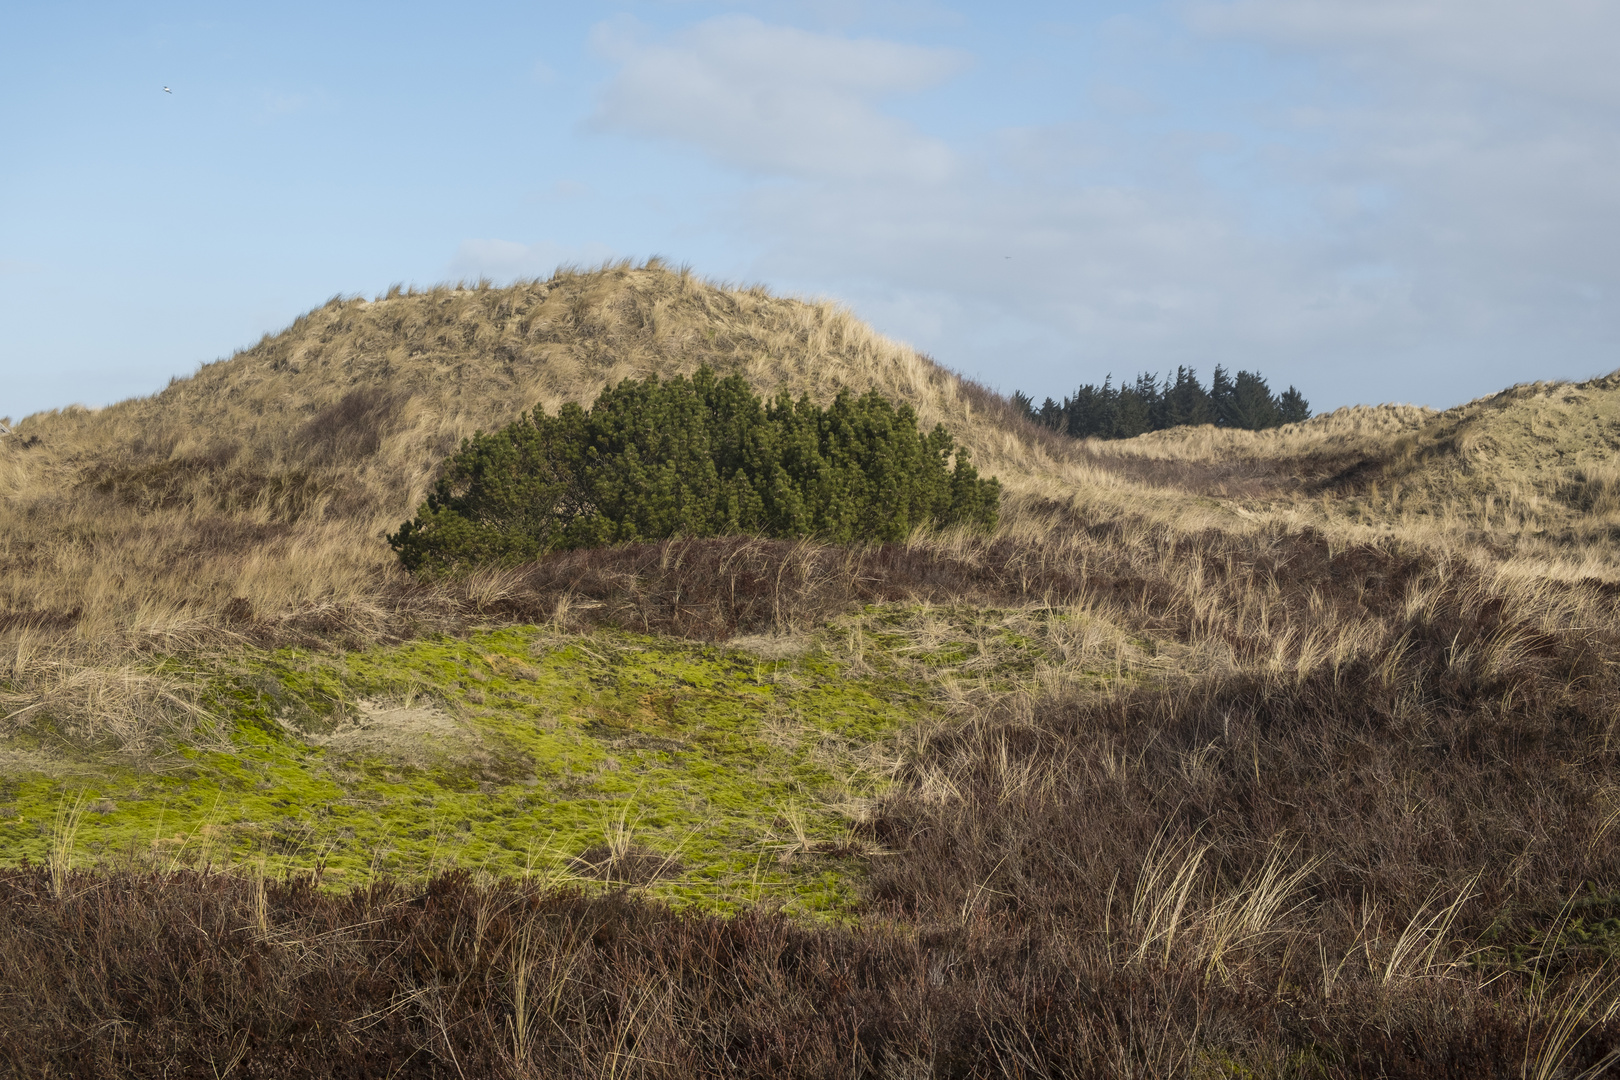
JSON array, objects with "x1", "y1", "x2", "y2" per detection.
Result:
[{"x1": 6, "y1": 262, "x2": 1620, "y2": 1075}]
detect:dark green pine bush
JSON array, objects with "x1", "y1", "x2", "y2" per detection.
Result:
[{"x1": 389, "y1": 367, "x2": 1000, "y2": 573}]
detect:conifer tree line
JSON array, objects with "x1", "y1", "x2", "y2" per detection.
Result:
[
  {"x1": 390, "y1": 367, "x2": 1000, "y2": 573},
  {"x1": 1013, "y1": 366, "x2": 1310, "y2": 440}
]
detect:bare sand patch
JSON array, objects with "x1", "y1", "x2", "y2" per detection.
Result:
[{"x1": 303, "y1": 698, "x2": 477, "y2": 766}]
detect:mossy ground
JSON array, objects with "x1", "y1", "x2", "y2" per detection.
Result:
[{"x1": 0, "y1": 603, "x2": 1132, "y2": 918}]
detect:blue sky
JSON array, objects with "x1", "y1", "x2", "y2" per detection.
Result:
[{"x1": 4, "y1": 0, "x2": 1618, "y2": 421}]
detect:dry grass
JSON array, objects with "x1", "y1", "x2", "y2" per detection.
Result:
[
  {"x1": 8, "y1": 258, "x2": 1090, "y2": 514},
  {"x1": 6, "y1": 288, "x2": 1620, "y2": 750},
  {"x1": 8, "y1": 264, "x2": 1620, "y2": 1072},
  {"x1": 10, "y1": 568, "x2": 1620, "y2": 1078},
  {"x1": 1094, "y1": 372, "x2": 1620, "y2": 565},
  {"x1": 0, "y1": 261, "x2": 1154, "y2": 748},
  {"x1": 1101, "y1": 401, "x2": 1440, "y2": 463}
]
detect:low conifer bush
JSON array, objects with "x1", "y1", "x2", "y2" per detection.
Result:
[{"x1": 389, "y1": 368, "x2": 999, "y2": 573}]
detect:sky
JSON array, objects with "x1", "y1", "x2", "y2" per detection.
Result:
[{"x1": 3, "y1": 0, "x2": 1618, "y2": 421}]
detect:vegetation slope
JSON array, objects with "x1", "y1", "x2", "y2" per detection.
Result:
[{"x1": 5, "y1": 261, "x2": 1620, "y2": 1076}]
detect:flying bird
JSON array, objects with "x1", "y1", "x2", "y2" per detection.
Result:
[{"x1": 163, "y1": 86, "x2": 171, "y2": 93}]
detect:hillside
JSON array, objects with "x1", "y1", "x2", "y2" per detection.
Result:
[
  {"x1": 8, "y1": 264, "x2": 1620, "y2": 1075},
  {"x1": 4, "y1": 259, "x2": 1620, "y2": 751},
  {"x1": 1094, "y1": 373, "x2": 1620, "y2": 561},
  {"x1": 7, "y1": 260, "x2": 1079, "y2": 524},
  {"x1": 0, "y1": 263, "x2": 1115, "y2": 700}
]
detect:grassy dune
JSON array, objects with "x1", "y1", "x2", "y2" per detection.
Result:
[{"x1": 5, "y1": 263, "x2": 1620, "y2": 1076}]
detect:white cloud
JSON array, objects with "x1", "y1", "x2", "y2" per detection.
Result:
[
  {"x1": 589, "y1": 15, "x2": 965, "y2": 181},
  {"x1": 446, "y1": 239, "x2": 619, "y2": 282},
  {"x1": 1175, "y1": 0, "x2": 1620, "y2": 397},
  {"x1": 750, "y1": 5, "x2": 1620, "y2": 407},
  {"x1": 1191, "y1": 0, "x2": 1620, "y2": 107},
  {"x1": 583, "y1": 7, "x2": 1620, "y2": 409},
  {"x1": 739, "y1": 152, "x2": 1427, "y2": 404}
]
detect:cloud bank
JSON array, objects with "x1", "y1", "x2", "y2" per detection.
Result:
[
  {"x1": 587, "y1": 5, "x2": 1620, "y2": 409},
  {"x1": 591, "y1": 15, "x2": 964, "y2": 182}
]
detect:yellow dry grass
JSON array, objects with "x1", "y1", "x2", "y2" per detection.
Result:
[
  {"x1": 12, "y1": 258, "x2": 1098, "y2": 512},
  {"x1": 4, "y1": 258, "x2": 1620, "y2": 750},
  {"x1": 1098, "y1": 401, "x2": 1441, "y2": 463},
  {"x1": 1093, "y1": 371, "x2": 1620, "y2": 570},
  {"x1": 0, "y1": 261, "x2": 1157, "y2": 660}
]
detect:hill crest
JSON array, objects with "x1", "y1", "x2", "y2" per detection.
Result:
[{"x1": 12, "y1": 262, "x2": 1072, "y2": 522}]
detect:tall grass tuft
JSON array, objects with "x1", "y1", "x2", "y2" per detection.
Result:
[{"x1": 48, "y1": 789, "x2": 87, "y2": 900}]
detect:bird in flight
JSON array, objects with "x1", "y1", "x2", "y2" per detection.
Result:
[{"x1": 163, "y1": 86, "x2": 172, "y2": 93}]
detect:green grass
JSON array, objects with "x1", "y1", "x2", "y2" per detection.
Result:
[
  {"x1": 0, "y1": 602, "x2": 1144, "y2": 918},
  {"x1": 1477, "y1": 887, "x2": 1620, "y2": 974},
  {"x1": 0, "y1": 604, "x2": 1125, "y2": 918}
]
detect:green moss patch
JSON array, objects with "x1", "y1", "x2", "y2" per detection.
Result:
[{"x1": 0, "y1": 602, "x2": 1147, "y2": 918}]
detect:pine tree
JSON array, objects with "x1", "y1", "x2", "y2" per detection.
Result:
[
  {"x1": 1210, "y1": 366, "x2": 1237, "y2": 427},
  {"x1": 1225, "y1": 371, "x2": 1282, "y2": 431},
  {"x1": 388, "y1": 368, "x2": 1000, "y2": 573},
  {"x1": 1036, "y1": 397, "x2": 1065, "y2": 432},
  {"x1": 1116, "y1": 375, "x2": 1157, "y2": 438},
  {"x1": 1159, "y1": 367, "x2": 1214, "y2": 429},
  {"x1": 1014, "y1": 366, "x2": 1307, "y2": 440},
  {"x1": 1063, "y1": 380, "x2": 1117, "y2": 440},
  {"x1": 1277, "y1": 386, "x2": 1310, "y2": 425}
]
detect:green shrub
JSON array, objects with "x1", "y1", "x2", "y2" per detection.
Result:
[{"x1": 389, "y1": 368, "x2": 999, "y2": 573}]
